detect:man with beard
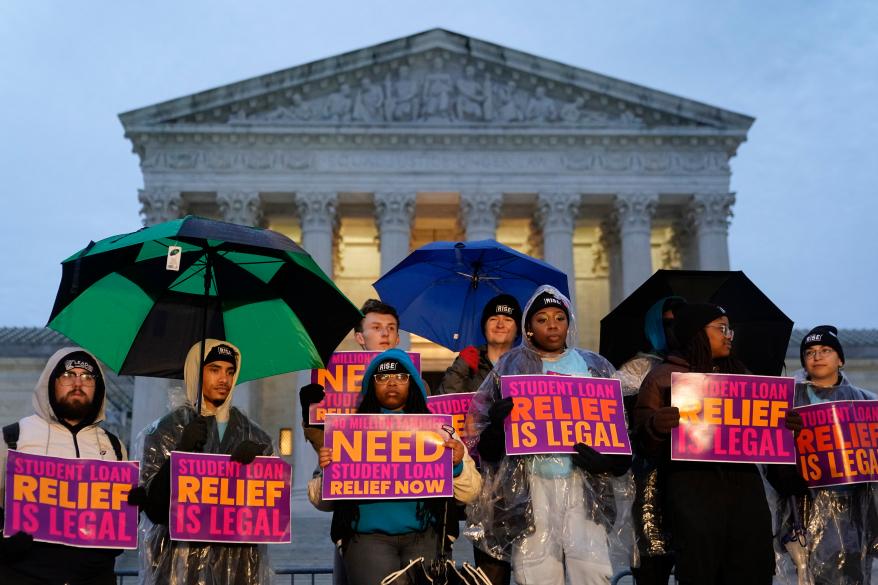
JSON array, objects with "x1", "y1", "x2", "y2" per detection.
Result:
[{"x1": 0, "y1": 347, "x2": 128, "y2": 584}]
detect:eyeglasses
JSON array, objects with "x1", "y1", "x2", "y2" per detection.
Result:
[
  {"x1": 804, "y1": 347, "x2": 836, "y2": 361},
  {"x1": 705, "y1": 324, "x2": 735, "y2": 340},
  {"x1": 58, "y1": 371, "x2": 97, "y2": 387},
  {"x1": 374, "y1": 373, "x2": 410, "y2": 383}
]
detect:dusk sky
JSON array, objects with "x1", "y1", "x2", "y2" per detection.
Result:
[{"x1": 2, "y1": 1, "x2": 876, "y2": 329}]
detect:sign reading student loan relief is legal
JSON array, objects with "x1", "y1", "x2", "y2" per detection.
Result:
[
  {"x1": 670, "y1": 372, "x2": 796, "y2": 464},
  {"x1": 3, "y1": 451, "x2": 139, "y2": 548},
  {"x1": 323, "y1": 414, "x2": 454, "y2": 500},
  {"x1": 500, "y1": 375, "x2": 631, "y2": 455},
  {"x1": 796, "y1": 400, "x2": 878, "y2": 488},
  {"x1": 169, "y1": 452, "x2": 291, "y2": 543},
  {"x1": 309, "y1": 352, "x2": 422, "y2": 424}
]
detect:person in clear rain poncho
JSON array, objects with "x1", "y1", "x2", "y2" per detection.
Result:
[
  {"x1": 132, "y1": 339, "x2": 274, "y2": 585},
  {"x1": 464, "y1": 285, "x2": 631, "y2": 585}
]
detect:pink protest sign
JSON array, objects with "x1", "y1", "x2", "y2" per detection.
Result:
[
  {"x1": 322, "y1": 414, "x2": 454, "y2": 500},
  {"x1": 309, "y1": 352, "x2": 421, "y2": 424},
  {"x1": 796, "y1": 400, "x2": 878, "y2": 488},
  {"x1": 3, "y1": 450, "x2": 138, "y2": 549},
  {"x1": 500, "y1": 375, "x2": 631, "y2": 456},
  {"x1": 427, "y1": 393, "x2": 475, "y2": 440},
  {"x1": 670, "y1": 372, "x2": 796, "y2": 464},
  {"x1": 169, "y1": 452, "x2": 291, "y2": 544}
]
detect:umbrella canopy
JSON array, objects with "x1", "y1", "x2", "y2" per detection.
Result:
[
  {"x1": 599, "y1": 269, "x2": 793, "y2": 376},
  {"x1": 48, "y1": 215, "x2": 361, "y2": 382},
  {"x1": 373, "y1": 239, "x2": 570, "y2": 351}
]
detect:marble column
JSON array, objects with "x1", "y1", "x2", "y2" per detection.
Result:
[
  {"x1": 374, "y1": 191, "x2": 416, "y2": 349},
  {"x1": 138, "y1": 187, "x2": 184, "y2": 226},
  {"x1": 687, "y1": 192, "x2": 735, "y2": 270},
  {"x1": 460, "y1": 191, "x2": 502, "y2": 241},
  {"x1": 599, "y1": 218, "x2": 623, "y2": 309},
  {"x1": 216, "y1": 189, "x2": 262, "y2": 227},
  {"x1": 671, "y1": 217, "x2": 698, "y2": 270},
  {"x1": 535, "y1": 191, "x2": 581, "y2": 304},
  {"x1": 613, "y1": 192, "x2": 658, "y2": 298},
  {"x1": 295, "y1": 191, "x2": 338, "y2": 276}
]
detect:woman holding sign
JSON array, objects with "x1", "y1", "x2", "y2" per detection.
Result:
[
  {"x1": 466, "y1": 285, "x2": 631, "y2": 585},
  {"x1": 309, "y1": 349, "x2": 481, "y2": 585},
  {"x1": 633, "y1": 303, "x2": 803, "y2": 585}
]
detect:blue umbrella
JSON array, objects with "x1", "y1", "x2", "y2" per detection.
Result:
[{"x1": 373, "y1": 240, "x2": 570, "y2": 351}]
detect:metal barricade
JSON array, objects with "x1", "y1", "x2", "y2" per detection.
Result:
[{"x1": 274, "y1": 566, "x2": 334, "y2": 585}]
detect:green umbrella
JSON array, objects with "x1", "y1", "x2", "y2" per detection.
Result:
[{"x1": 47, "y1": 215, "x2": 361, "y2": 384}]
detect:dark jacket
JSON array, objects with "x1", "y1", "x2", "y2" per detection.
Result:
[{"x1": 436, "y1": 345, "x2": 493, "y2": 395}]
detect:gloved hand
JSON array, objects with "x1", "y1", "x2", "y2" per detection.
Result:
[
  {"x1": 784, "y1": 410, "x2": 804, "y2": 433},
  {"x1": 477, "y1": 397, "x2": 514, "y2": 463},
  {"x1": 127, "y1": 485, "x2": 148, "y2": 509},
  {"x1": 650, "y1": 407, "x2": 680, "y2": 435},
  {"x1": 177, "y1": 416, "x2": 209, "y2": 452},
  {"x1": 571, "y1": 443, "x2": 632, "y2": 476},
  {"x1": 230, "y1": 440, "x2": 267, "y2": 465},
  {"x1": 459, "y1": 346, "x2": 480, "y2": 374},
  {"x1": 0, "y1": 531, "x2": 33, "y2": 561},
  {"x1": 299, "y1": 384, "x2": 325, "y2": 427}
]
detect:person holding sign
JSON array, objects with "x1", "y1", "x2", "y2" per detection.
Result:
[
  {"x1": 308, "y1": 349, "x2": 481, "y2": 585},
  {"x1": 633, "y1": 303, "x2": 803, "y2": 585},
  {"x1": 135, "y1": 340, "x2": 273, "y2": 585},
  {"x1": 780, "y1": 325, "x2": 876, "y2": 584},
  {"x1": 0, "y1": 347, "x2": 130, "y2": 584},
  {"x1": 466, "y1": 285, "x2": 630, "y2": 585}
]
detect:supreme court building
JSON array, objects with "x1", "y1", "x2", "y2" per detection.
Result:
[{"x1": 118, "y1": 29, "x2": 753, "y2": 498}]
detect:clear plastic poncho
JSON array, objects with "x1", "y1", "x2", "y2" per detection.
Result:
[
  {"x1": 773, "y1": 371, "x2": 878, "y2": 585},
  {"x1": 137, "y1": 339, "x2": 275, "y2": 585},
  {"x1": 463, "y1": 285, "x2": 628, "y2": 583}
]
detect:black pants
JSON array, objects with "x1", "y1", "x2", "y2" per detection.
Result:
[
  {"x1": 631, "y1": 554, "x2": 674, "y2": 585},
  {"x1": 473, "y1": 546, "x2": 511, "y2": 585}
]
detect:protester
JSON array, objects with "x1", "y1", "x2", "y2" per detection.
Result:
[
  {"x1": 776, "y1": 325, "x2": 876, "y2": 584},
  {"x1": 135, "y1": 339, "x2": 273, "y2": 585},
  {"x1": 437, "y1": 293, "x2": 521, "y2": 395},
  {"x1": 0, "y1": 347, "x2": 128, "y2": 584},
  {"x1": 308, "y1": 349, "x2": 481, "y2": 585},
  {"x1": 617, "y1": 296, "x2": 685, "y2": 585},
  {"x1": 633, "y1": 303, "x2": 803, "y2": 585},
  {"x1": 466, "y1": 285, "x2": 631, "y2": 585}
]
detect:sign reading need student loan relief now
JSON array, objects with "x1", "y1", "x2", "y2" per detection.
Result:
[
  {"x1": 309, "y1": 352, "x2": 421, "y2": 424},
  {"x1": 796, "y1": 400, "x2": 878, "y2": 488},
  {"x1": 500, "y1": 374, "x2": 631, "y2": 456},
  {"x1": 3, "y1": 451, "x2": 139, "y2": 549},
  {"x1": 323, "y1": 413, "x2": 454, "y2": 500},
  {"x1": 170, "y1": 452, "x2": 291, "y2": 543},
  {"x1": 670, "y1": 372, "x2": 796, "y2": 464}
]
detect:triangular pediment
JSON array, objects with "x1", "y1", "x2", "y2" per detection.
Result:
[{"x1": 120, "y1": 29, "x2": 753, "y2": 133}]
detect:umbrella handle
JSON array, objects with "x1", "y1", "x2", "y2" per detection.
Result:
[{"x1": 195, "y1": 252, "x2": 213, "y2": 414}]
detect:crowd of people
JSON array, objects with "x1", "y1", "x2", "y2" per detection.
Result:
[{"x1": 0, "y1": 284, "x2": 874, "y2": 585}]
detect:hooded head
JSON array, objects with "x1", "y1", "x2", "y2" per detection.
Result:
[
  {"x1": 521, "y1": 285, "x2": 577, "y2": 354},
  {"x1": 183, "y1": 339, "x2": 242, "y2": 422},
  {"x1": 358, "y1": 348, "x2": 428, "y2": 414},
  {"x1": 35, "y1": 347, "x2": 107, "y2": 427},
  {"x1": 644, "y1": 296, "x2": 686, "y2": 354}
]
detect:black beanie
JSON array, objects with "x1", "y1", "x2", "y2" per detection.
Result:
[
  {"x1": 525, "y1": 291, "x2": 570, "y2": 326},
  {"x1": 48, "y1": 350, "x2": 104, "y2": 426},
  {"x1": 481, "y1": 294, "x2": 522, "y2": 333},
  {"x1": 204, "y1": 344, "x2": 238, "y2": 368},
  {"x1": 673, "y1": 303, "x2": 727, "y2": 347},
  {"x1": 374, "y1": 358, "x2": 404, "y2": 374},
  {"x1": 800, "y1": 325, "x2": 845, "y2": 367}
]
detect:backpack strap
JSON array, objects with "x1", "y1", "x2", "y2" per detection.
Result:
[
  {"x1": 2, "y1": 423, "x2": 20, "y2": 450},
  {"x1": 103, "y1": 429, "x2": 124, "y2": 460}
]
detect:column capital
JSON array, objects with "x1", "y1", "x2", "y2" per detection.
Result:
[
  {"x1": 138, "y1": 187, "x2": 183, "y2": 226},
  {"x1": 535, "y1": 191, "x2": 581, "y2": 233},
  {"x1": 687, "y1": 192, "x2": 735, "y2": 233},
  {"x1": 217, "y1": 189, "x2": 262, "y2": 226},
  {"x1": 611, "y1": 191, "x2": 658, "y2": 234},
  {"x1": 295, "y1": 191, "x2": 338, "y2": 233},
  {"x1": 459, "y1": 191, "x2": 503, "y2": 239},
  {"x1": 374, "y1": 191, "x2": 416, "y2": 233}
]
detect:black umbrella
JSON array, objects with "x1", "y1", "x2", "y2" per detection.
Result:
[{"x1": 599, "y1": 269, "x2": 793, "y2": 376}]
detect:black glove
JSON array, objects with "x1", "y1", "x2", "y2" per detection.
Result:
[
  {"x1": 650, "y1": 407, "x2": 680, "y2": 435},
  {"x1": 571, "y1": 443, "x2": 632, "y2": 476},
  {"x1": 784, "y1": 410, "x2": 804, "y2": 433},
  {"x1": 0, "y1": 531, "x2": 33, "y2": 562},
  {"x1": 299, "y1": 384, "x2": 325, "y2": 427},
  {"x1": 477, "y1": 398, "x2": 514, "y2": 463},
  {"x1": 177, "y1": 416, "x2": 210, "y2": 452},
  {"x1": 127, "y1": 485, "x2": 148, "y2": 509},
  {"x1": 230, "y1": 440, "x2": 267, "y2": 465}
]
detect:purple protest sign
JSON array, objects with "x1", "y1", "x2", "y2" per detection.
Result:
[
  {"x1": 169, "y1": 452, "x2": 291, "y2": 544},
  {"x1": 500, "y1": 374, "x2": 631, "y2": 456},
  {"x1": 3, "y1": 450, "x2": 138, "y2": 549},
  {"x1": 322, "y1": 414, "x2": 454, "y2": 500},
  {"x1": 796, "y1": 400, "x2": 878, "y2": 488},
  {"x1": 309, "y1": 352, "x2": 421, "y2": 424},
  {"x1": 670, "y1": 372, "x2": 796, "y2": 464}
]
